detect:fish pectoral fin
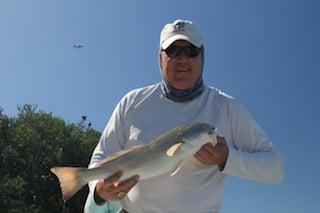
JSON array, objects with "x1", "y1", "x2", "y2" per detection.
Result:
[
  {"x1": 166, "y1": 143, "x2": 182, "y2": 157},
  {"x1": 170, "y1": 160, "x2": 184, "y2": 176}
]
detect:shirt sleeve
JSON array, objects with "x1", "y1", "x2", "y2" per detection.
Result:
[
  {"x1": 84, "y1": 99, "x2": 128, "y2": 212},
  {"x1": 222, "y1": 100, "x2": 284, "y2": 183},
  {"x1": 84, "y1": 185, "x2": 121, "y2": 213}
]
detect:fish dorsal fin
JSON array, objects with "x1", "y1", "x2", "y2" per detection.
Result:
[
  {"x1": 98, "y1": 145, "x2": 143, "y2": 166},
  {"x1": 166, "y1": 143, "x2": 182, "y2": 157},
  {"x1": 170, "y1": 160, "x2": 184, "y2": 176}
]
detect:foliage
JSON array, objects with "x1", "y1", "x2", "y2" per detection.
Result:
[{"x1": 0, "y1": 105, "x2": 100, "y2": 212}]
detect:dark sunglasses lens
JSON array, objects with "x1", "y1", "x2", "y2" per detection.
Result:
[
  {"x1": 165, "y1": 45, "x2": 179, "y2": 57},
  {"x1": 164, "y1": 45, "x2": 200, "y2": 58},
  {"x1": 188, "y1": 46, "x2": 201, "y2": 57}
]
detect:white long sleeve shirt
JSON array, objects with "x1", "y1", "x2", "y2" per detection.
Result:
[{"x1": 84, "y1": 83, "x2": 284, "y2": 213}]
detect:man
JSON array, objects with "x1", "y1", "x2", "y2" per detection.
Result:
[{"x1": 84, "y1": 19, "x2": 284, "y2": 213}]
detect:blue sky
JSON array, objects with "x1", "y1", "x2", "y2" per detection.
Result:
[{"x1": 1, "y1": 0, "x2": 319, "y2": 212}]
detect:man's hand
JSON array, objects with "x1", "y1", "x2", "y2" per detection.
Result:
[
  {"x1": 94, "y1": 171, "x2": 139, "y2": 204},
  {"x1": 194, "y1": 136, "x2": 229, "y2": 169}
]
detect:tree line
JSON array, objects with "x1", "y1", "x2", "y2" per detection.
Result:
[{"x1": 0, "y1": 104, "x2": 101, "y2": 212}]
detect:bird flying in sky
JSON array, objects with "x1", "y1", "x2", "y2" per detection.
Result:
[{"x1": 73, "y1": 45, "x2": 83, "y2": 49}]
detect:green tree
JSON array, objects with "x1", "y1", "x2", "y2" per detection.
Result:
[{"x1": 0, "y1": 105, "x2": 100, "y2": 212}]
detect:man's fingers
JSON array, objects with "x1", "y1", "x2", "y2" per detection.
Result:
[
  {"x1": 194, "y1": 146, "x2": 214, "y2": 164},
  {"x1": 194, "y1": 152, "x2": 210, "y2": 164},
  {"x1": 96, "y1": 173, "x2": 139, "y2": 201},
  {"x1": 116, "y1": 175, "x2": 140, "y2": 192},
  {"x1": 96, "y1": 179, "x2": 105, "y2": 190},
  {"x1": 201, "y1": 143, "x2": 216, "y2": 155},
  {"x1": 104, "y1": 171, "x2": 123, "y2": 186}
]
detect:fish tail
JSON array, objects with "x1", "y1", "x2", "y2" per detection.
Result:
[{"x1": 50, "y1": 166, "x2": 87, "y2": 201}]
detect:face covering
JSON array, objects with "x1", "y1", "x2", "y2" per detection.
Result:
[
  {"x1": 159, "y1": 47, "x2": 205, "y2": 102},
  {"x1": 160, "y1": 76, "x2": 204, "y2": 102}
]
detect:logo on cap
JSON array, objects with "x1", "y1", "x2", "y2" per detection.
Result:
[{"x1": 174, "y1": 22, "x2": 185, "y2": 32}]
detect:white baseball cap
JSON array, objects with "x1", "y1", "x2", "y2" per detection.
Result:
[{"x1": 160, "y1": 19, "x2": 202, "y2": 50}]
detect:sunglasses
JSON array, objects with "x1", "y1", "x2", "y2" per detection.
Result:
[{"x1": 163, "y1": 45, "x2": 201, "y2": 58}]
